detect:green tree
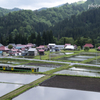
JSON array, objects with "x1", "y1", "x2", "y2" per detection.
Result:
[
  {"x1": 8, "y1": 45, "x2": 13, "y2": 49},
  {"x1": 36, "y1": 33, "x2": 41, "y2": 46},
  {"x1": 84, "y1": 47, "x2": 90, "y2": 51}
]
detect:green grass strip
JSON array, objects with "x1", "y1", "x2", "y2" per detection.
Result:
[{"x1": 74, "y1": 64, "x2": 100, "y2": 69}]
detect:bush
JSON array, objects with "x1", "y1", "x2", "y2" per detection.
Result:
[
  {"x1": 84, "y1": 47, "x2": 90, "y2": 51},
  {"x1": 77, "y1": 46, "x2": 81, "y2": 51}
]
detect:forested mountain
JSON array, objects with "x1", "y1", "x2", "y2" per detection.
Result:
[
  {"x1": 0, "y1": 0, "x2": 100, "y2": 46},
  {"x1": 0, "y1": 0, "x2": 88, "y2": 39},
  {"x1": 0, "y1": 7, "x2": 21, "y2": 16},
  {"x1": 52, "y1": 7, "x2": 100, "y2": 40}
]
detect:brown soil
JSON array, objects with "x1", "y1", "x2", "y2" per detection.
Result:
[{"x1": 40, "y1": 75, "x2": 100, "y2": 92}]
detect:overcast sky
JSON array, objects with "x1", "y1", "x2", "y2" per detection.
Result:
[{"x1": 0, "y1": 0, "x2": 87, "y2": 10}]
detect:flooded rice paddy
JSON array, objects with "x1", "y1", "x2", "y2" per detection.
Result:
[
  {"x1": 24, "y1": 65, "x2": 55, "y2": 72},
  {"x1": 58, "y1": 55, "x2": 95, "y2": 62},
  {"x1": 0, "y1": 83, "x2": 22, "y2": 97},
  {"x1": 13, "y1": 86, "x2": 100, "y2": 100},
  {"x1": 55, "y1": 67, "x2": 100, "y2": 77},
  {"x1": 87, "y1": 59, "x2": 100, "y2": 65},
  {"x1": 0, "y1": 73, "x2": 44, "y2": 85},
  {"x1": 0, "y1": 73, "x2": 44, "y2": 97}
]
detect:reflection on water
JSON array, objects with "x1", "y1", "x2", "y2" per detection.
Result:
[
  {"x1": 58, "y1": 55, "x2": 95, "y2": 62},
  {"x1": 0, "y1": 83, "x2": 22, "y2": 97},
  {"x1": 25, "y1": 65, "x2": 55, "y2": 72},
  {"x1": 69, "y1": 67, "x2": 100, "y2": 73},
  {"x1": 55, "y1": 67, "x2": 100, "y2": 77},
  {"x1": 0, "y1": 73, "x2": 44, "y2": 84},
  {"x1": 65, "y1": 52, "x2": 74, "y2": 55},
  {"x1": 13, "y1": 86, "x2": 100, "y2": 100}
]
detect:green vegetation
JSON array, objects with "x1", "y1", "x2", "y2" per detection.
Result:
[
  {"x1": 74, "y1": 64, "x2": 100, "y2": 69},
  {"x1": 84, "y1": 47, "x2": 90, "y2": 51},
  {"x1": 82, "y1": 56, "x2": 100, "y2": 64},
  {"x1": 1, "y1": 0, "x2": 100, "y2": 46}
]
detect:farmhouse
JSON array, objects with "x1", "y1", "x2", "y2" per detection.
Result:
[{"x1": 84, "y1": 44, "x2": 93, "y2": 48}]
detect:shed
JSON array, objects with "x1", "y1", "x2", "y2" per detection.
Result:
[
  {"x1": 28, "y1": 48, "x2": 38, "y2": 56},
  {"x1": 38, "y1": 49, "x2": 44, "y2": 55}
]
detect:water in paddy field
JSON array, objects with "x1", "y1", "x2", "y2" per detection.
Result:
[
  {"x1": 0, "y1": 73, "x2": 44, "y2": 97},
  {"x1": 58, "y1": 55, "x2": 95, "y2": 62},
  {"x1": 24, "y1": 65, "x2": 55, "y2": 72},
  {"x1": 87, "y1": 59, "x2": 100, "y2": 65},
  {"x1": 13, "y1": 86, "x2": 100, "y2": 100},
  {"x1": 0, "y1": 73, "x2": 44, "y2": 84},
  {"x1": 54, "y1": 67, "x2": 100, "y2": 77},
  {"x1": 0, "y1": 83, "x2": 22, "y2": 97}
]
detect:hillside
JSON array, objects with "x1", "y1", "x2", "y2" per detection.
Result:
[
  {"x1": 0, "y1": 0, "x2": 100, "y2": 46},
  {"x1": 52, "y1": 7, "x2": 100, "y2": 40},
  {"x1": 0, "y1": 0, "x2": 88, "y2": 37},
  {"x1": 0, "y1": 7, "x2": 21, "y2": 16}
]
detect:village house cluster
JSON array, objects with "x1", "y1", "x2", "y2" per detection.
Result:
[{"x1": 0, "y1": 43, "x2": 97, "y2": 57}]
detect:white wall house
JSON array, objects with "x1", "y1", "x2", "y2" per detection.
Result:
[{"x1": 65, "y1": 45, "x2": 75, "y2": 50}]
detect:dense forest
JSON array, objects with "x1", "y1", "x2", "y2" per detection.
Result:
[
  {"x1": 0, "y1": 0, "x2": 100, "y2": 47},
  {"x1": 0, "y1": 7, "x2": 21, "y2": 17}
]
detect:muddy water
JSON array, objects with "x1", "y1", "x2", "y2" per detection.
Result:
[{"x1": 13, "y1": 86, "x2": 100, "y2": 100}]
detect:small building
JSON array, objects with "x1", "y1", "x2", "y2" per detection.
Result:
[
  {"x1": 97, "y1": 46, "x2": 100, "y2": 51},
  {"x1": 84, "y1": 44, "x2": 93, "y2": 48},
  {"x1": 16, "y1": 44, "x2": 26, "y2": 50},
  {"x1": 55, "y1": 45, "x2": 64, "y2": 50},
  {"x1": 26, "y1": 43, "x2": 35, "y2": 49},
  {"x1": 36, "y1": 45, "x2": 45, "y2": 51},
  {"x1": 0, "y1": 46, "x2": 10, "y2": 53},
  {"x1": 38, "y1": 49, "x2": 44, "y2": 55},
  {"x1": 64, "y1": 44, "x2": 71, "y2": 47},
  {"x1": 21, "y1": 48, "x2": 28, "y2": 56},
  {"x1": 28, "y1": 48, "x2": 38, "y2": 56},
  {"x1": 65, "y1": 45, "x2": 75, "y2": 50},
  {"x1": 9, "y1": 49, "x2": 19, "y2": 56},
  {"x1": 48, "y1": 43, "x2": 56, "y2": 49}
]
